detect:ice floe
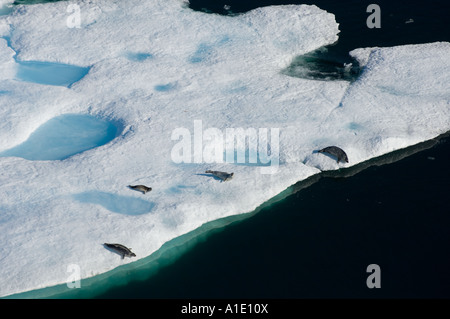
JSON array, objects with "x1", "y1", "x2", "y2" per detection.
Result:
[{"x1": 0, "y1": 0, "x2": 449, "y2": 297}]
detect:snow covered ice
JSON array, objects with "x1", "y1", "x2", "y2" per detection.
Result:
[{"x1": 0, "y1": 0, "x2": 449, "y2": 297}]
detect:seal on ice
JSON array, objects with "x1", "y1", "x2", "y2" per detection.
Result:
[
  {"x1": 128, "y1": 185, "x2": 152, "y2": 194},
  {"x1": 104, "y1": 243, "x2": 136, "y2": 259},
  {"x1": 205, "y1": 170, "x2": 234, "y2": 182},
  {"x1": 318, "y1": 146, "x2": 349, "y2": 163}
]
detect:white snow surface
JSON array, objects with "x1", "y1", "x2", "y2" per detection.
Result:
[{"x1": 0, "y1": 0, "x2": 449, "y2": 297}]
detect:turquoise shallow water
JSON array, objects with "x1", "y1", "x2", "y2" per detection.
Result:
[{"x1": 3, "y1": 0, "x2": 450, "y2": 298}]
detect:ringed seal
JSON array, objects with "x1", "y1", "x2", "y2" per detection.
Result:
[
  {"x1": 128, "y1": 185, "x2": 152, "y2": 194},
  {"x1": 318, "y1": 146, "x2": 349, "y2": 163},
  {"x1": 205, "y1": 170, "x2": 234, "y2": 182},
  {"x1": 104, "y1": 243, "x2": 136, "y2": 259}
]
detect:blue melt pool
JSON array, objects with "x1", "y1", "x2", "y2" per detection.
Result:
[
  {"x1": 0, "y1": 114, "x2": 121, "y2": 161},
  {"x1": 15, "y1": 60, "x2": 90, "y2": 87}
]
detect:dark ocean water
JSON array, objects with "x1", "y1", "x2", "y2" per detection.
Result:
[{"x1": 7, "y1": 0, "x2": 450, "y2": 299}]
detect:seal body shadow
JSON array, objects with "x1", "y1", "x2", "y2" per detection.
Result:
[
  {"x1": 128, "y1": 185, "x2": 152, "y2": 194},
  {"x1": 318, "y1": 146, "x2": 349, "y2": 163},
  {"x1": 205, "y1": 170, "x2": 234, "y2": 182},
  {"x1": 104, "y1": 243, "x2": 136, "y2": 259}
]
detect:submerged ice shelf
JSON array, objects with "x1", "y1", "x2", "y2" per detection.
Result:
[{"x1": 0, "y1": 0, "x2": 449, "y2": 297}]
